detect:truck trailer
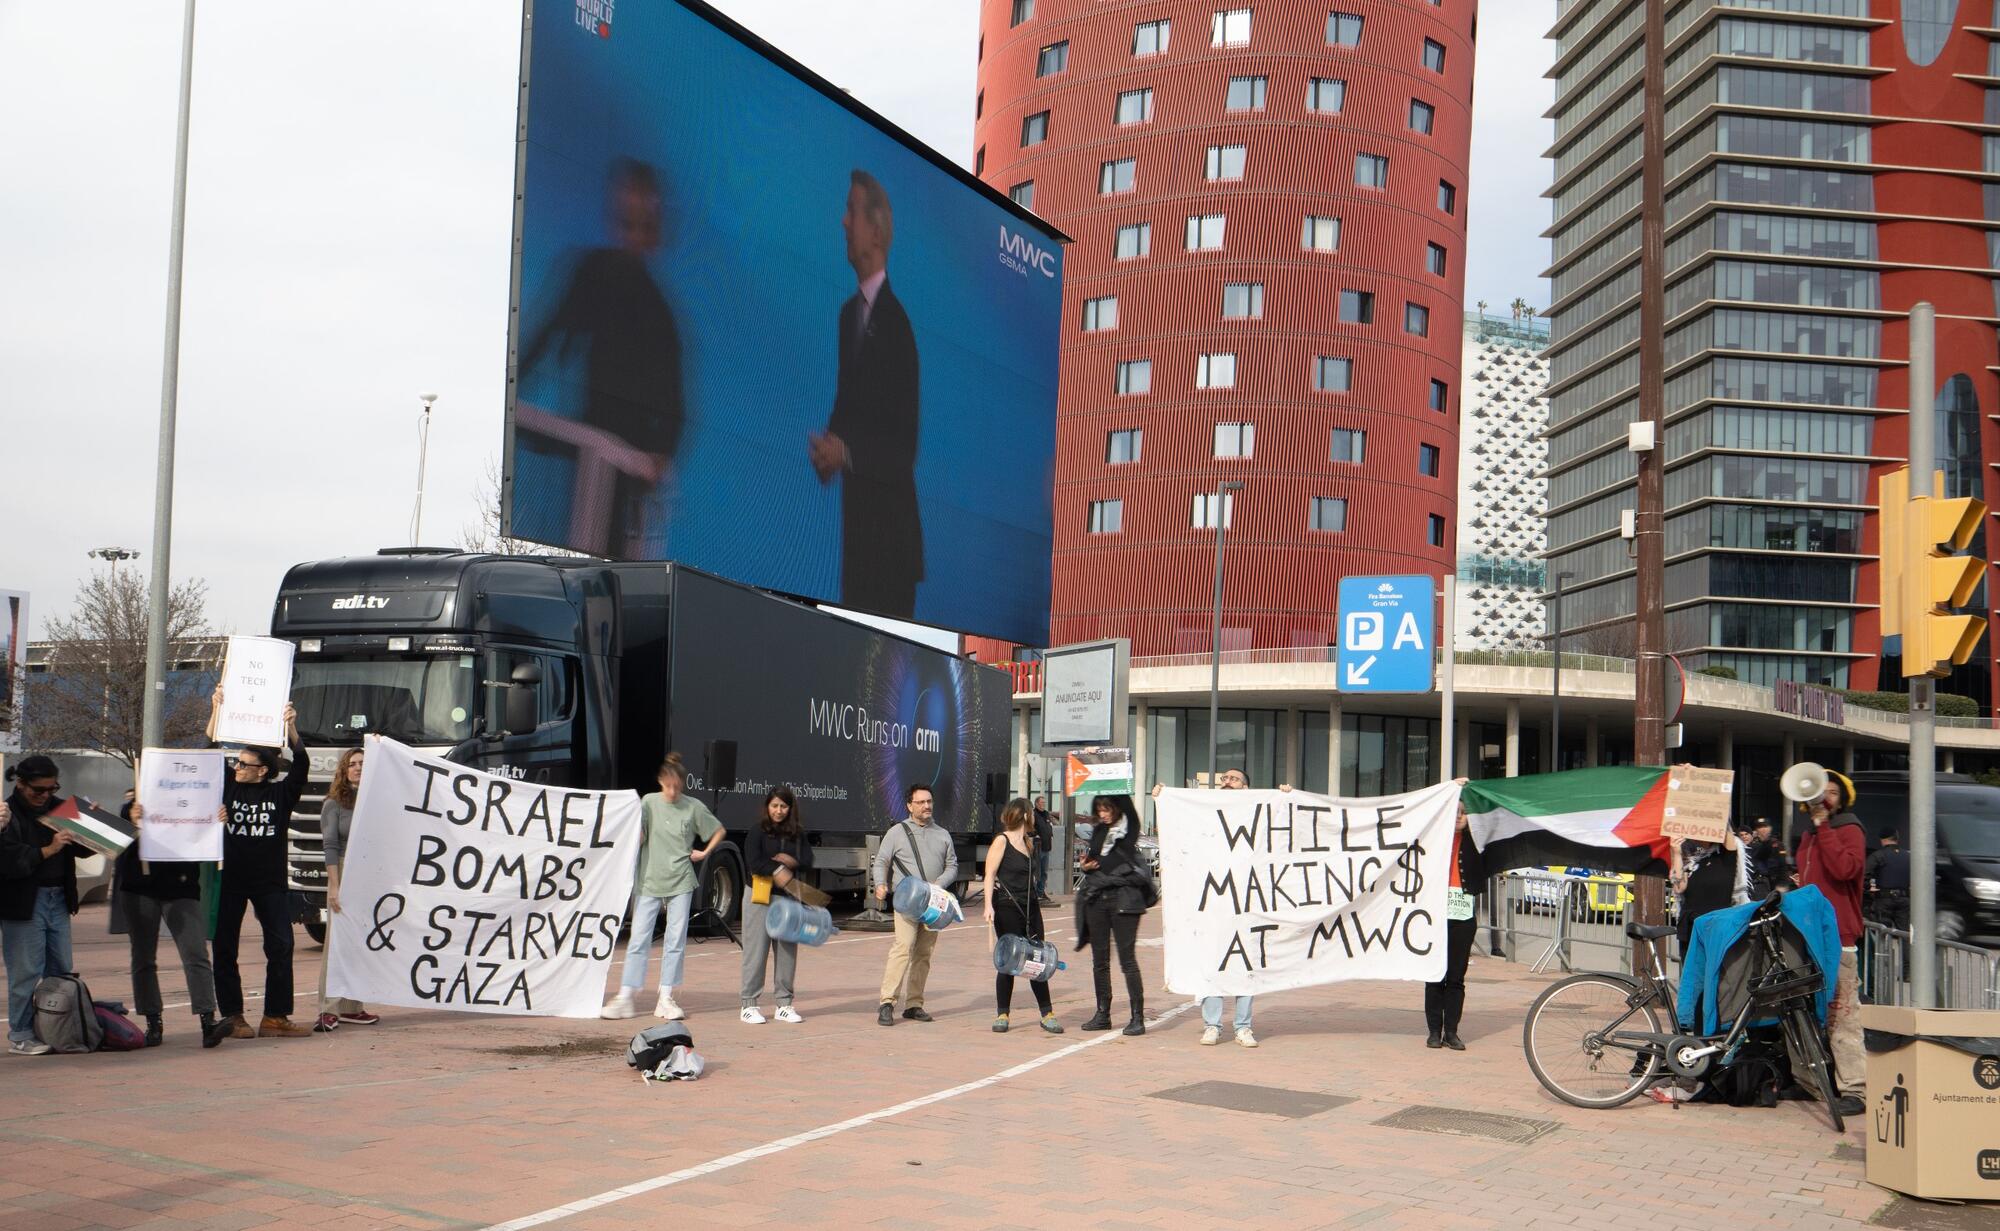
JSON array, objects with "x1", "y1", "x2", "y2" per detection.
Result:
[{"x1": 268, "y1": 549, "x2": 1013, "y2": 941}]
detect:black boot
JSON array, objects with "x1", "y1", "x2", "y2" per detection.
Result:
[
  {"x1": 199, "y1": 1013, "x2": 227, "y2": 1049},
  {"x1": 1426, "y1": 1030, "x2": 1444, "y2": 1049},
  {"x1": 1122, "y1": 1007, "x2": 1146, "y2": 1037},
  {"x1": 144, "y1": 1016, "x2": 164, "y2": 1048},
  {"x1": 1080, "y1": 1003, "x2": 1113, "y2": 1032}
]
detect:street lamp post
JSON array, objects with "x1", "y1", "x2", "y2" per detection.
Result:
[
  {"x1": 411, "y1": 392, "x2": 439, "y2": 546},
  {"x1": 1551, "y1": 570, "x2": 1575, "y2": 770},
  {"x1": 1206, "y1": 480, "x2": 1244, "y2": 786},
  {"x1": 88, "y1": 547, "x2": 140, "y2": 576}
]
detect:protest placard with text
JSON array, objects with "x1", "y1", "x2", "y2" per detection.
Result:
[
  {"x1": 137, "y1": 747, "x2": 225, "y2": 861},
  {"x1": 214, "y1": 635, "x2": 295, "y2": 747},
  {"x1": 1662, "y1": 765, "x2": 1735, "y2": 844},
  {"x1": 1156, "y1": 783, "x2": 1460, "y2": 997},
  {"x1": 327, "y1": 737, "x2": 643, "y2": 1017}
]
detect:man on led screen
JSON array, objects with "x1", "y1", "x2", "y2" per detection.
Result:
[
  {"x1": 808, "y1": 170, "x2": 923, "y2": 618},
  {"x1": 519, "y1": 158, "x2": 684, "y2": 557}
]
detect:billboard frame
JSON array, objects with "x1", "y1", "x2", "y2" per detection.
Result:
[
  {"x1": 1038, "y1": 638, "x2": 1131, "y2": 750},
  {"x1": 499, "y1": 0, "x2": 1071, "y2": 549}
]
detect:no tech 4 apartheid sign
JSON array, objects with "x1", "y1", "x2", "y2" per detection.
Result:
[
  {"x1": 1155, "y1": 783, "x2": 1460, "y2": 998},
  {"x1": 326, "y1": 736, "x2": 643, "y2": 1017}
]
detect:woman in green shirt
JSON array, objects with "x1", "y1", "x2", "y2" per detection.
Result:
[{"x1": 602, "y1": 752, "x2": 723, "y2": 1021}]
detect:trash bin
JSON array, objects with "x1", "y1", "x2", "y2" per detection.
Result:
[{"x1": 1858, "y1": 1004, "x2": 2000, "y2": 1201}]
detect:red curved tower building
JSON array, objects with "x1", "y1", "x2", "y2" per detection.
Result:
[{"x1": 975, "y1": 0, "x2": 1478, "y2": 654}]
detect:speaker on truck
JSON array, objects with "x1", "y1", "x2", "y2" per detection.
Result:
[
  {"x1": 986, "y1": 771, "x2": 1006, "y2": 806},
  {"x1": 705, "y1": 739, "x2": 738, "y2": 793}
]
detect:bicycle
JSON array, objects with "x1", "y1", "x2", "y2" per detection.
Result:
[{"x1": 1520, "y1": 893, "x2": 1845, "y2": 1132}]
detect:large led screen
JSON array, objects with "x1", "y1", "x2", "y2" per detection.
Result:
[{"x1": 508, "y1": 0, "x2": 1062, "y2": 645}]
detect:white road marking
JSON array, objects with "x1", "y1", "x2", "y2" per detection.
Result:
[{"x1": 481, "y1": 999, "x2": 1195, "y2": 1230}]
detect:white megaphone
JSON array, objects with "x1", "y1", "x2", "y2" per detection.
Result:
[{"x1": 1780, "y1": 762, "x2": 1829, "y2": 805}]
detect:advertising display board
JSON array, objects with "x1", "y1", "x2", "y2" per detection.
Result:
[
  {"x1": 0, "y1": 590, "x2": 23, "y2": 754},
  {"x1": 508, "y1": 0, "x2": 1062, "y2": 645},
  {"x1": 1040, "y1": 639, "x2": 1129, "y2": 746}
]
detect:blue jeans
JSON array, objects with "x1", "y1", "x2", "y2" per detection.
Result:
[
  {"x1": 621, "y1": 891, "x2": 692, "y2": 991},
  {"x1": 1202, "y1": 995, "x2": 1254, "y2": 1031},
  {"x1": 4, "y1": 887, "x2": 74, "y2": 1043}
]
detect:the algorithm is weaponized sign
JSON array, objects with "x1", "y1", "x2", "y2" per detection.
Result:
[
  {"x1": 1156, "y1": 783, "x2": 1461, "y2": 997},
  {"x1": 326, "y1": 736, "x2": 642, "y2": 1017}
]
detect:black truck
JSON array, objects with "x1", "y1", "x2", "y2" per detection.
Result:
[{"x1": 269, "y1": 549, "x2": 1013, "y2": 942}]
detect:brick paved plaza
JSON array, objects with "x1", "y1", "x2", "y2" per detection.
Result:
[{"x1": 0, "y1": 901, "x2": 1954, "y2": 1231}]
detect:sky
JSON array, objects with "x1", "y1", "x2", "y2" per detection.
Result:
[{"x1": 0, "y1": 0, "x2": 1554, "y2": 645}]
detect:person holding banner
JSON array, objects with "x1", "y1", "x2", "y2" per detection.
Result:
[
  {"x1": 603, "y1": 753, "x2": 723, "y2": 1022},
  {"x1": 1422, "y1": 801, "x2": 1486, "y2": 1051},
  {"x1": 118, "y1": 797, "x2": 228, "y2": 1049},
  {"x1": 314, "y1": 747, "x2": 381, "y2": 1032},
  {"x1": 1075, "y1": 794, "x2": 1152, "y2": 1036},
  {"x1": 982, "y1": 798, "x2": 1060, "y2": 1035},
  {"x1": 740, "y1": 786, "x2": 813, "y2": 1025},
  {"x1": 1, "y1": 757, "x2": 84, "y2": 1056},
  {"x1": 207, "y1": 690, "x2": 313, "y2": 1040}
]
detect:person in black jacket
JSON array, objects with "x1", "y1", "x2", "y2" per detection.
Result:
[
  {"x1": 739, "y1": 786, "x2": 814, "y2": 1025},
  {"x1": 1423, "y1": 800, "x2": 1486, "y2": 1051},
  {"x1": 519, "y1": 158, "x2": 684, "y2": 557},
  {"x1": 1074, "y1": 794, "x2": 1152, "y2": 1037},
  {"x1": 809, "y1": 170, "x2": 923, "y2": 618},
  {"x1": 119, "y1": 796, "x2": 229, "y2": 1049},
  {"x1": 1, "y1": 756, "x2": 83, "y2": 1056},
  {"x1": 206, "y1": 688, "x2": 312, "y2": 1039}
]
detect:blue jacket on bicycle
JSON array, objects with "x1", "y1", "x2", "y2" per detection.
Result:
[{"x1": 1677, "y1": 886, "x2": 1840, "y2": 1034}]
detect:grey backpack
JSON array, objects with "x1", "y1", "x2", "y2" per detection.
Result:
[{"x1": 33, "y1": 974, "x2": 104, "y2": 1054}]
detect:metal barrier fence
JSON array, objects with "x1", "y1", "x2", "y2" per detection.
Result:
[
  {"x1": 1479, "y1": 884, "x2": 1999, "y2": 1008},
  {"x1": 1482, "y1": 871, "x2": 1652, "y2": 976},
  {"x1": 1860, "y1": 923, "x2": 2000, "y2": 1010}
]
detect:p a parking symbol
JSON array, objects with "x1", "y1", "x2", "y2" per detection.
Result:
[{"x1": 1346, "y1": 611, "x2": 1384, "y2": 652}]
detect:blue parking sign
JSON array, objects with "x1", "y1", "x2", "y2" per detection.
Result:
[{"x1": 1336, "y1": 575, "x2": 1435, "y2": 693}]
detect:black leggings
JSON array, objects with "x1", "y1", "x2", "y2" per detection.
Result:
[
  {"x1": 1423, "y1": 916, "x2": 1478, "y2": 1034},
  {"x1": 992, "y1": 892, "x2": 1053, "y2": 1016},
  {"x1": 1085, "y1": 900, "x2": 1143, "y2": 1013}
]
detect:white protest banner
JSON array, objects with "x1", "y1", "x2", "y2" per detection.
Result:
[
  {"x1": 1157, "y1": 783, "x2": 1461, "y2": 997},
  {"x1": 137, "y1": 747, "x2": 225, "y2": 861},
  {"x1": 214, "y1": 635, "x2": 296, "y2": 747},
  {"x1": 327, "y1": 736, "x2": 643, "y2": 1017}
]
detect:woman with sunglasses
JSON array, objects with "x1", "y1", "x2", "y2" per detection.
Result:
[
  {"x1": 313, "y1": 747, "x2": 381, "y2": 1032},
  {"x1": 1, "y1": 755, "x2": 84, "y2": 1056}
]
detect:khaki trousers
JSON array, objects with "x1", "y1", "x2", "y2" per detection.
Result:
[{"x1": 878, "y1": 913, "x2": 939, "y2": 1008}]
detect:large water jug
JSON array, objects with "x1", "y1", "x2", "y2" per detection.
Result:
[
  {"x1": 992, "y1": 934, "x2": 1065, "y2": 982},
  {"x1": 764, "y1": 895, "x2": 837, "y2": 947},
  {"x1": 892, "y1": 875, "x2": 963, "y2": 931}
]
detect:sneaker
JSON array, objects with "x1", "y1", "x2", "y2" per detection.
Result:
[
  {"x1": 1235, "y1": 1027, "x2": 1259, "y2": 1049},
  {"x1": 1200, "y1": 1025, "x2": 1222, "y2": 1046},
  {"x1": 1039, "y1": 1014, "x2": 1064, "y2": 1035},
  {"x1": 600, "y1": 991, "x2": 637, "y2": 1020},
  {"x1": 902, "y1": 1006, "x2": 934, "y2": 1023},
  {"x1": 992, "y1": 1014, "x2": 1010, "y2": 1033},
  {"x1": 312, "y1": 1013, "x2": 340, "y2": 1034},
  {"x1": 739, "y1": 1006, "x2": 767, "y2": 1024},
  {"x1": 8, "y1": 1039, "x2": 51, "y2": 1056},
  {"x1": 773, "y1": 1006, "x2": 804, "y2": 1024},
  {"x1": 337, "y1": 1011, "x2": 380, "y2": 1026},
  {"x1": 257, "y1": 1015, "x2": 312, "y2": 1038},
  {"x1": 655, "y1": 993, "x2": 685, "y2": 1021}
]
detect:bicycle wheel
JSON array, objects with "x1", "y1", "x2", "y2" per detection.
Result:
[
  {"x1": 1780, "y1": 1003, "x2": 1844, "y2": 1133},
  {"x1": 1523, "y1": 973, "x2": 1663, "y2": 1109}
]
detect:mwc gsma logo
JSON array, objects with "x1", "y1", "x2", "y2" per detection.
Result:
[{"x1": 574, "y1": 0, "x2": 614, "y2": 38}]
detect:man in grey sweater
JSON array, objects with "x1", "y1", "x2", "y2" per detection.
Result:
[{"x1": 873, "y1": 782, "x2": 957, "y2": 1025}]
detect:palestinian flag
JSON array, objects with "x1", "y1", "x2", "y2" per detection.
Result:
[
  {"x1": 1461, "y1": 766, "x2": 1670, "y2": 875},
  {"x1": 1065, "y1": 748, "x2": 1133, "y2": 797},
  {"x1": 44, "y1": 796, "x2": 135, "y2": 858}
]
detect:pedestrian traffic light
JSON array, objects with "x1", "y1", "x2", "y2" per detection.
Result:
[{"x1": 1900, "y1": 490, "x2": 1988, "y2": 679}]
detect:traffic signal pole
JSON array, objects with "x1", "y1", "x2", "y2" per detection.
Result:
[
  {"x1": 1907, "y1": 303, "x2": 1937, "y2": 1007},
  {"x1": 1631, "y1": 0, "x2": 1669, "y2": 972}
]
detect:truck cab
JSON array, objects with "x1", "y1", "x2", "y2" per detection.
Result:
[{"x1": 271, "y1": 549, "x2": 650, "y2": 941}]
